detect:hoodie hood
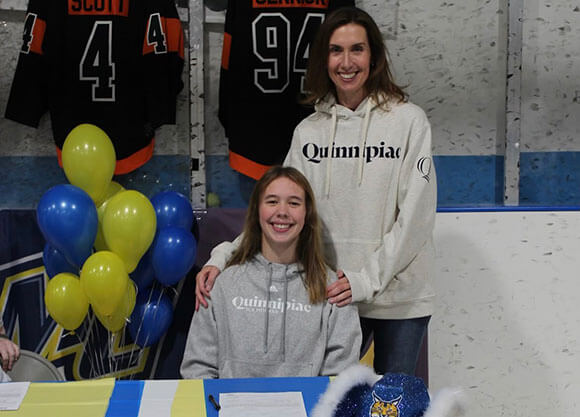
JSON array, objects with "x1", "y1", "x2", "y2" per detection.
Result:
[{"x1": 313, "y1": 93, "x2": 388, "y2": 197}]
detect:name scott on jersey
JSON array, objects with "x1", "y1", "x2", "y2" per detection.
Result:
[{"x1": 68, "y1": 0, "x2": 129, "y2": 16}]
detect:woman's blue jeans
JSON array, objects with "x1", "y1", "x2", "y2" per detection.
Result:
[{"x1": 360, "y1": 316, "x2": 430, "y2": 375}]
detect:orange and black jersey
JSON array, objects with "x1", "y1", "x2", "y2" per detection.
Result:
[
  {"x1": 218, "y1": 0, "x2": 354, "y2": 180},
  {"x1": 5, "y1": 0, "x2": 184, "y2": 174}
]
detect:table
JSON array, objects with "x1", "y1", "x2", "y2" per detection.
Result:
[{"x1": 8, "y1": 377, "x2": 332, "y2": 417}]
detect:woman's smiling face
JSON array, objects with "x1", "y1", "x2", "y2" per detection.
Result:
[{"x1": 327, "y1": 23, "x2": 371, "y2": 109}]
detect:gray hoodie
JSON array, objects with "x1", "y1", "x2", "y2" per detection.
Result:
[{"x1": 180, "y1": 253, "x2": 362, "y2": 379}]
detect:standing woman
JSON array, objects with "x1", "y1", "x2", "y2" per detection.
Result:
[
  {"x1": 285, "y1": 6, "x2": 437, "y2": 375},
  {"x1": 196, "y1": 6, "x2": 436, "y2": 376}
]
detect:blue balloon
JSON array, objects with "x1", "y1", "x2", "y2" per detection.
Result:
[
  {"x1": 43, "y1": 242, "x2": 79, "y2": 278},
  {"x1": 37, "y1": 184, "x2": 97, "y2": 268},
  {"x1": 150, "y1": 191, "x2": 194, "y2": 231},
  {"x1": 128, "y1": 289, "x2": 173, "y2": 347},
  {"x1": 130, "y1": 249, "x2": 155, "y2": 291},
  {"x1": 151, "y1": 226, "x2": 197, "y2": 286}
]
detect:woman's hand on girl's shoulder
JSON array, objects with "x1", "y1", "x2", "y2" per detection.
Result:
[
  {"x1": 195, "y1": 265, "x2": 221, "y2": 311},
  {"x1": 326, "y1": 269, "x2": 353, "y2": 307}
]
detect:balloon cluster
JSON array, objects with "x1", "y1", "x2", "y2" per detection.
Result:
[{"x1": 38, "y1": 124, "x2": 197, "y2": 347}]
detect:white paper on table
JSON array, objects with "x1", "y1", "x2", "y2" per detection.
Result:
[
  {"x1": 0, "y1": 382, "x2": 30, "y2": 410},
  {"x1": 219, "y1": 392, "x2": 307, "y2": 417}
]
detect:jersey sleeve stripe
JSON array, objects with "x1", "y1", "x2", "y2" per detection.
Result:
[
  {"x1": 221, "y1": 32, "x2": 232, "y2": 70},
  {"x1": 30, "y1": 17, "x2": 46, "y2": 55},
  {"x1": 229, "y1": 150, "x2": 272, "y2": 180},
  {"x1": 166, "y1": 18, "x2": 184, "y2": 58}
]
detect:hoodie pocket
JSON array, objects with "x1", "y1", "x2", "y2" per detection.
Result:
[{"x1": 221, "y1": 359, "x2": 314, "y2": 378}]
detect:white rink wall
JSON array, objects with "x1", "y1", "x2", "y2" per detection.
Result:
[{"x1": 431, "y1": 210, "x2": 580, "y2": 416}]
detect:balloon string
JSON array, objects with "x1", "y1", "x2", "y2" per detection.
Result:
[
  {"x1": 106, "y1": 287, "x2": 130, "y2": 379},
  {"x1": 143, "y1": 286, "x2": 164, "y2": 350},
  {"x1": 127, "y1": 285, "x2": 156, "y2": 378},
  {"x1": 124, "y1": 281, "x2": 138, "y2": 379},
  {"x1": 94, "y1": 311, "x2": 106, "y2": 377},
  {"x1": 114, "y1": 329, "x2": 123, "y2": 377},
  {"x1": 74, "y1": 317, "x2": 98, "y2": 379},
  {"x1": 146, "y1": 287, "x2": 165, "y2": 368},
  {"x1": 94, "y1": 312, "x2": 105, "y2": 377},
  {"x1": 149, "y1": 275, "x2": 185, "y2": 380},
  {"x1": 107, "y1": 329, "x2": 114, "y2": 375},
  {"x1": 85, "y1": 310, "x2": 99, "y2": 377},
  {"x1": 84, "y1": 310, "x2": 95, "y2": 377},
  {"x1": 116, "y1": 328, "x2": 124, "y2": 377}
]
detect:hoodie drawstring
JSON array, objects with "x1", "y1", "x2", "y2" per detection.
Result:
[
  {"x1": 280, "y1": 265, "x2": 289, "y2": 359},
  {"x1": 263, "y1": 263, "x2": 273, "y2": 353},
  {"x1": 263, "y1": 263, "x2": 289, "y2": 358},
  {"x1": 357, "y1": 99, "x2": 372, "y2": 186},
  {"x1": 325, "y1": 99, "x2": 372, "y2": 196},
  {"x1": 325, "y1": 105, "x2": 338, "y2": 198}
]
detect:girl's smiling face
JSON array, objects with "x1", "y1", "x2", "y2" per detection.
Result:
[{"x1": 259, "y1": 177, "x2": 306, "y2": 263}]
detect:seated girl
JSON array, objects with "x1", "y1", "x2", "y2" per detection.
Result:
[{"x1": 180, "y1": 166, "x2": 361, "y2": 378}]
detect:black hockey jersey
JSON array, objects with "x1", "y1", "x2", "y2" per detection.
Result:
[
  {"x1": 219, "y1": 0, "x2": 354, "y2": 179},
  {"x1": 5, "y1": 0, "x2": 184, "y2": 174}
]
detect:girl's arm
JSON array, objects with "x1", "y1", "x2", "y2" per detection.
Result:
[
  {"x1": 180, "y1": 297, "x2": 220, "y2": 379},
  {"x1": 320, "y1": 301, "x2": 362, "y2": 375}
]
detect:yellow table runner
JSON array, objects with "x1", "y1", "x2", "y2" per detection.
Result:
[
  {"x1": 2, "y1": 378, "x2": 115, "y2": 417},
  {"x1": 171, "y1": 379, "x2": 206, "y2": 417}
]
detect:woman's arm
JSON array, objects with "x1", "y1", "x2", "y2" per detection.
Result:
[
  {"x1": 326, "y1": 270, "x2": 352, "y2": 306},
  {"x1": 195, "y1": 235, "x2": 242, "y2": 310}
]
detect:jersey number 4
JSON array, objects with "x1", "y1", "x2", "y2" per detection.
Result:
[
  {"x1": 80, "y1": 21, "x2": 116, "y2": 102},
  {"x1": 252, "y1": 12, "x2": 324, "y2": 94},
  {"x1": 79, "y1": 16, "x2": 168, "y2": 102}
]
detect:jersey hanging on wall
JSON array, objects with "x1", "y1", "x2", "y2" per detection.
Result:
[
  {"x1": 219, "y1": 0, "x2": 354, "y2": 180},
  {"x1": 5, "y1": 0, "x2": 184, "y2": 175}
]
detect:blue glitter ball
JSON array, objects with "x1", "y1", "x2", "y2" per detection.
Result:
[{"x1": 335, "y1": 373, "x2": 430, "y2": 417}]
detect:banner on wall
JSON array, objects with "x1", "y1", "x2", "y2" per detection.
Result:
[{"x1": 0, "y1": 209, "x2": 192, "y2": 380}]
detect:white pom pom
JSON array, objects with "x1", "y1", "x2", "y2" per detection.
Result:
[
  {"x1": 423, "y1": 388, "x2": 467, "y2": 417},
  {"x1": 311, "y1": 365, "x2": 379, "y2": 417}
]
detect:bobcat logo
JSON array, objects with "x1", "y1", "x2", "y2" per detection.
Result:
[{"x1": 370, "y1": 392, "x2": 402, "y2": 417}]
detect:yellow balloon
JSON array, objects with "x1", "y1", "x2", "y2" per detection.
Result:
[
  {"x1": 62, "y1": 124, "x2": 116, "y2": 204},
  {"x1": 81, "y1": 251, "x2": 129, "y2": 316},
  {"x1": 102, "y1": 190, "x2": 156, "y2": 273},
  {"x1": 45, "y1": 273, "x2": 89, "y2": 331},
  {"x1": 96, "y1": 280, "x2": 136, "y2": 332},
  {"x1": 94, "y1": 181, "x2": 125, "y2": 252}
]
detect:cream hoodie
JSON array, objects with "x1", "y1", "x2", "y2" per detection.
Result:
[{"x1": 207, "y1": 94, "x2": 437, "y2": 320}]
